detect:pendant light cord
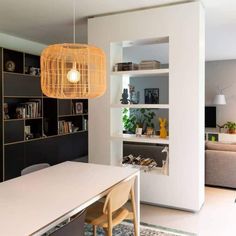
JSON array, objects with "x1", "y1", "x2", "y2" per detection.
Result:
[{"x1": 73, "y1": 0, "x2": 76, "y2": 44}]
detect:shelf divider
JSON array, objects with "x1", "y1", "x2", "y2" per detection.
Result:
[
  {"x1": 111, "y1": 133, "x2": 169, "y2": 144},
  {"x1": 111, "y1": 68, "x2": 169, "y2": 77},
  {"x1": 111, "y1": 104, "x2": 169, "y2": 109}
]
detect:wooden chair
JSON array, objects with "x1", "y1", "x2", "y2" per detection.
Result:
[
  {"x1": 21, "y1": 163, "x2": 50, "y2": 176},
  {"x1": 85, "y1": 177, "x2": 138, "y2": 236}
]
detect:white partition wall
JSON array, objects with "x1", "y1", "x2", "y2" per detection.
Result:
[{"x1": 88, "y1": 2, "x2": 205, "y2": 211}]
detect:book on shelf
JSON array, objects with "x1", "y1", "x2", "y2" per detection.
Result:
[
  {"x1": 139, "y1": 60, "x2": 160, "y2": 70},
  {"x1": 58, "y1": 120, "x2": 74, "y2": 134},
  {"x1": 15, "y1": 99, "x2": 41, "y2": 119}
]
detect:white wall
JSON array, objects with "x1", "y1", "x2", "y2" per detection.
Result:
[
  {"x1": 206, "y1": 60, "x2": 236, "y2": 126},
  {"x1": 0, "y1": 32, "x2": 46, "y2": 55}
]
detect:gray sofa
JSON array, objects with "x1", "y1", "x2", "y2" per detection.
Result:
[
  {"x1": 123, "y1": 143, "x2": 167, "y2": 167},
  {"x1": 205, "y1": 141, "x2": 236, "y2": 188}
]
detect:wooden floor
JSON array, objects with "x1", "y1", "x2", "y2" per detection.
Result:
[{"x1": 140, "y1": 187, "x2": 236, "y2": 236}]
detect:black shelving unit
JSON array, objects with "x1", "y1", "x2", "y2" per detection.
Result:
[{"x1": 0, "y1": 48, "x2": 88, "y2": 181}]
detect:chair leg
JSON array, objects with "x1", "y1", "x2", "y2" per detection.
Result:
[
  {"x1": 107, "y1": 201, "x2": 113, "y2": 236},
  {"x1": 131, "y1": 187, "x2": 138, "y2": 236},
  {"x1": 92, "y1": 225, "x2": 97, "y2": 236},
  {"x1": 108, "y1": 225, "x2": 112, "y2": 236},
  {"x1": 104, "y1": 228, "x2": 108, "y2": 236}
]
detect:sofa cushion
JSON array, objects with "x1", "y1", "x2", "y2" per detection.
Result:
[{"x1": 205, "y1": 141, "x2": 236, "y2": 152}]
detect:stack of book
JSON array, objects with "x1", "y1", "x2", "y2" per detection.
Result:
[
  {"x1": 139, "y1": 60, "x2": 160, "y2": 70},
  {"x1": 58, "y1": 121, "x2": 73, "y2": 134},
  {"x1": 114, "y1": 62, "x2": 139, "y2": 71},
  {"x1": 16, "y1": 99, "x2": 41, "y2": 119}
]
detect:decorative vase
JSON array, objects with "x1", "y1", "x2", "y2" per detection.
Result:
[
  {"x1": 135, "y1": 128, "x2": 142, "y2": 137},
  {"x1": 228, "y1": 129, "x2": 236, "y2": 134}
]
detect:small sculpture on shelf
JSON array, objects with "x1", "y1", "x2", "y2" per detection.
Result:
[
  {"x1": 128, "y1": 84, "x2": 140, "y2": 104},
  {"x1": 162, "y1": 146, "x2": 169, "y2": 175},
  {"x1": 25, "y1": 126, "x2": 33, "y2": 140},
  {"x1": 159, "y1": 117, "x2": 167, "y2": 139},
  {"x1": 146, "y1": 127, "x2": 154, "y2": 137},
  {"x1": 120, "y1": 88, "x2": 129, "y2": 104},
  {"x1": 4, "y1": 103, "x2": 10, "y2": 120},
  {"x1": 5, "y1": 60, "x2": 15, "y2": 72}
]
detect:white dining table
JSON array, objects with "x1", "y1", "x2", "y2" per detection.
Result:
[{"x1": 0, "y1": 161, "x2": 140, "y2": 236}]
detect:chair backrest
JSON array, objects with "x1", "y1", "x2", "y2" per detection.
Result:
[
  {"x1": 103, "y1": 177, "x2": 135, "y2": 214},
  {"x1": 21, "y1": 163, "x2": 50, "y2": 176},
  {"x1": 49, "y1": 210, "x2": 86, "y2": 236}
]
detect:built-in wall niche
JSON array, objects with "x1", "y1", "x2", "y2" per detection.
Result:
[
  {"x1": 72, "y1": 99, "x2": 88, "y2": 114},
  {"x1": 122, "y1": 37, "x2": 169, "y2": 68},
  {"x1": 3, "y1": 49, "x2": 24, "y2": 74},
  {"x1": 122, "y1": 142, "x2": 169, "y2": 175},
  {"x1": 129, "y1": 76, "x2": 169, "y2": 105},
  {"x1": 4, "y1": 97, "x2": 42, "y2": 120},
  {"x1": 58, "y1": 116, "x2": 83, "y2": 134},
  {"x1": 122, "y1": 108, "x2": 169, "y2": 135},
  {"x1": 58, "y1": 99, "x2": 88, "y2": 116},
  {"x1": 25, "y1": 119, "x2": 43, "y2": 140},
  {"x1": 24, "y1": 54, "x2": 40, "y2": 75},
  {"x1": 110, "y1": 37, "x2": 169, "y2": 106}
]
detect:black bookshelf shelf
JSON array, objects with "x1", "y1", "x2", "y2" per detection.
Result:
[
  {"x1": 4, "y1": 130, "x2": 88, "y2": 146},
  {"x1": 3, "y1": 71, "x2": 40, "y2": 78},
  {"x1": 58, "y1": 113, "x2": 88, "y2": 118},
  {"x1": 0, "y1": 47, "x2": 89, "y2": 181},
  {"x1": 4, "y1": 117, "x2": 43, "y2": 121}
]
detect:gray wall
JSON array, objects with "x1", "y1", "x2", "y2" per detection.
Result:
[{"x1": 206, "y1": 60, "x2": 236, "y2": 127}]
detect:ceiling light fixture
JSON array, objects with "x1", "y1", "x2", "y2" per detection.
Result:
[{"x1": 40, "y1": 0, "x2": 106, "y2": 99}]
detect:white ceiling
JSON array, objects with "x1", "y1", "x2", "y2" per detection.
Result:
[{"x1": 0, "y1": 0, "x2": 235, "y2": 61}]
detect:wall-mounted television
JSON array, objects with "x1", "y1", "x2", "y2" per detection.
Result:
[{"x1": 205, "y1": 106, "x2": 216, "y2": 128}]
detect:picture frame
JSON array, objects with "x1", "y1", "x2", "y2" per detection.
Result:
[
  {"x1": 75, "y1": 102, "x2": 83, "y2": 114},
  {"x1": 144, "y1": 88, "x2": 159, "y2": 104}
]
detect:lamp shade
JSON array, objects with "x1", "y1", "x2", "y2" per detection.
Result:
[
  {"x1": 41, "y1": 43, "x2": 106, "y2": 99},
  {"x1": 213, "y1": 94, "x2": 226, "y2": 105}
]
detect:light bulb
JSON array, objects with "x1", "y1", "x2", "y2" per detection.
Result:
[{"x1": 67, "y1": 68, "x2": 80, "y2": 83}]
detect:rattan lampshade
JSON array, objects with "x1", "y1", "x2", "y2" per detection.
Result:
[{"x1": 41, "y1": 43, "x2": 106, "y2": 99}]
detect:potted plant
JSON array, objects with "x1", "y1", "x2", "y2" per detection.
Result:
[
  {"x1": 122, "y1": 108, "x2": 137, "y2": 134},
  {"x1": 224, "y1": 121, "x2": 236, "y2": 134},
  {"x1": 122, "y1": 108, "x2": 155, "y2": 134}
]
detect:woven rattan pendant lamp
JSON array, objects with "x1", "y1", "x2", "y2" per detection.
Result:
[{"x1": 40, "y1": 0, "x2": 106, "y2": 99}]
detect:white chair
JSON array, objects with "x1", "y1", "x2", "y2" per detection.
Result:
[{"x1": 21, "y1": 163, "x2": 50, "y2": 176}]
